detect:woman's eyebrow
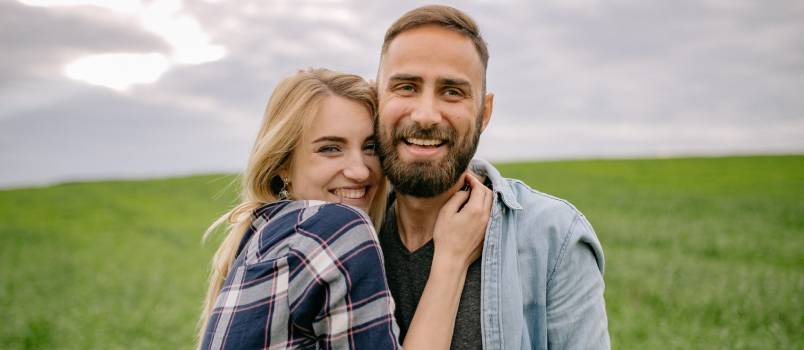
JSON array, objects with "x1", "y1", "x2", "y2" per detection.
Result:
[{"x1": 312, "y1": 136, "x2": 346, "y2": 143}]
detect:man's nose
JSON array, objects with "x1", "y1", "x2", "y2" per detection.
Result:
[
  {"x1": 409, "y1": 94, "x2": 441, "y2": 128},
  {"x1": 342, "y1": 154, "x2": 370, "y2": 182}
]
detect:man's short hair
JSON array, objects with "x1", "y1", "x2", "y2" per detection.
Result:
[{"x1": 381, "y1": 5, "x2": 489, "y2": 72}]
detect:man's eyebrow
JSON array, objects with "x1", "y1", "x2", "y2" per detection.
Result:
[
  {"x1": 312, "y1": 136, "x2": 346, "y2": 143},
  {"x1": 439, "y1": 77, "x2": 471, "y2": 87},
  {"x1": 387, "y1": 74, "x2": 423, "y2": 83}
]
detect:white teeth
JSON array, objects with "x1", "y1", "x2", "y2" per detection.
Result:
[
  {"x1": 333, "y1": 187, "x2": 366, "y2": 199},
  {"x1": 406, "y1": 137, "x2": 443, "y2": 146}
]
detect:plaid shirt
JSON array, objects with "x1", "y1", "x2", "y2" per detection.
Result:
[{"x1": 200, "y1": 200, "x2": 401, "y2": 350}]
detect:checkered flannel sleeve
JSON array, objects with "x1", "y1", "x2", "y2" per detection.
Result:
[
  {"x1": 200, "y1": 202, "x2": 401, "y2": 350},
  {"x1": 286, "y1": 204, "x2": 401, "y2": 349}
]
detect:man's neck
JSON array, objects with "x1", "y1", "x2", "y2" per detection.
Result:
[{"x1": 394, "y1": 180, "x2": 466, "y2": 252}]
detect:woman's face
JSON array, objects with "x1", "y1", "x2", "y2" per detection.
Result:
[{"x1": 285, "y1": 95, "x2": 381, "y2": 212}]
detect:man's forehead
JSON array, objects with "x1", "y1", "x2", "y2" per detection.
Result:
[{"x1": 378, "y1": 25, "x2": 484, "y2": 84}]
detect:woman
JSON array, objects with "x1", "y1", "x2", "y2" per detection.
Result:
[{"x1": 199, "y1": 68, "x2": 491, "y2": 349}]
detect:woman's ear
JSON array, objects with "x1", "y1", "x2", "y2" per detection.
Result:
[{"x1": 277, "y1": 168, "x2": 289, "y2": 181}]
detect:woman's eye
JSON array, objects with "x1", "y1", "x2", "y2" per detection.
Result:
[
  {"x1": 317, "y1": 145, "x2": 341, "y2": 153},
  {"x1": 363, "y1": 142, "x2": 378, "y2": 155}
]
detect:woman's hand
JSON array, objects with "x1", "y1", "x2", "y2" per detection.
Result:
[
  {"x1": 431, "y1": 172, "x2": 493, "y2": 270},
  {"x1": 402, "y1": 172, "x2": 493, "y2": 350}
]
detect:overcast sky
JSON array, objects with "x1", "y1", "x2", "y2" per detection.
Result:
[{"x1": 2, "y1": 0, "x2": 803, "y2": 188}]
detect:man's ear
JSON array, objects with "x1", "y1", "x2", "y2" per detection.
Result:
[{"x1": 480, "y1": 93, "x2": 494, "y2": 132}]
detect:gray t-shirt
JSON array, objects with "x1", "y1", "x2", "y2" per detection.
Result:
[{"x1": 379, "y1": 200, "x2": 482, "y2": 349}]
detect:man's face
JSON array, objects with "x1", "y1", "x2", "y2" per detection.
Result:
[{"x1": 376, "y1": 25, "x2": 493, "y2": 197}]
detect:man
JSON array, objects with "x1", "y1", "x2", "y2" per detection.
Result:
[{"x1": 375, "y1": 5, "x2": 610, "y2": 349}]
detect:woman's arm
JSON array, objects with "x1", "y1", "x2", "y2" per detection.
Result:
[{"x1": 403, "y1": 173, "x2": 493, "y2": 350}]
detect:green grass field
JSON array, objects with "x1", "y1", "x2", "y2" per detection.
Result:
[{"x1": 1, "y1": 155, "x2": 802, "y2": 349}]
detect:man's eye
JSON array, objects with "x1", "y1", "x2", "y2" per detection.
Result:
[
  {"x1": 443, "y1": 88, "x2": 464, "y2": 98},
  {"x1": 395, "y1": 84, "x2": 416, "y2": 95}
]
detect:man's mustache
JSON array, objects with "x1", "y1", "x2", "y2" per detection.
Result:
[{"x1": 392, "y1": 123, "x2": 456, "y2": 145}]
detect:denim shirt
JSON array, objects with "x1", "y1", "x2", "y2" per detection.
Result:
[{"x1": 469, "y1": 159, "x2": 610, "y2": 350}]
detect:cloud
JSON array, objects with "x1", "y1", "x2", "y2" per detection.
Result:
[
  {"x1": 0, "y1": 88, "x2": 250, "y2": 187},
  {"x1": 0, "y1": 1, "x2": 166, "y2": 81},
  {"x1": 1, "y1": 0, "x2": 802, "y2": 188},
  {"x1": 486, "y1": 1, "x2": 804, "y2": 121},
  {"x1": 64, "y1": 52, "x2": 171, "y2": 90},
  {"x1": 478, "y1": 118, "x2": 804, "y2": 161},
  {"x1": 0, "y1": 1, "x2": 169, "y2": 119}
]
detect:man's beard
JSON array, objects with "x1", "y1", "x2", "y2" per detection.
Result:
[{"x1": 377, "y1": 116, "x2": 481, "y2": 198}]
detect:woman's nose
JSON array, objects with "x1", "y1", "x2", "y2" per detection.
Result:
[{"x1": 342, "y1": 155, "x2": 370, "y2": 182}]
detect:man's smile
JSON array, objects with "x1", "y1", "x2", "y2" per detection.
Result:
[
  {"x1": 399, "y1": 137, "x2": 449, "y2": 159},
  {"x1": 404, "y1": 137, "x2": 446, "y2": 147}
]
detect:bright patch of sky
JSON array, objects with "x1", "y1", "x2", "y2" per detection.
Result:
[
  {"x1": 17, "y1": 0, "x2": 225, "y2": 90},
  {"x1": 64, "y1": 52, "x2": 169, "y2": 90}
]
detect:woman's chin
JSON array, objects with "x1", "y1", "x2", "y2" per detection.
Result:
[{"x1": 338, "y1": 198, "x2": 371, "y2": 212}]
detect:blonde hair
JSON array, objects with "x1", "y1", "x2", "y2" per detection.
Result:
[{"x1": 197, "y1": 68, "x2": 387, "y2": 343}]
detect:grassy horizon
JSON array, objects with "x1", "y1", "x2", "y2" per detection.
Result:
[{"x1": 1, "y1": 155, "x2": 802, "y2": 349}]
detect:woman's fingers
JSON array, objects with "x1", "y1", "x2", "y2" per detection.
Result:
[
  {"x1": 441, "y1": 176, "x2": 471, "y2": 214},
  {"x1": 430, "y1": 171, "x2": 493, "y2": 268},
  {"x1": 462, "y1": 173, "x2": 491, "y2": 215}
]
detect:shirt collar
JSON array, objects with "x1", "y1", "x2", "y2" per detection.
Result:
[{"x1": 469, "y1": 158, "x2": 523, "y2": 210}]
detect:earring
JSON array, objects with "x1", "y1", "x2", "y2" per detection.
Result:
[{"x1": 278, "y1": 177, "x2": 290, "y2": 199}]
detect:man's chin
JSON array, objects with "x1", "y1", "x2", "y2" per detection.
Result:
[
  {"x1": 384, "y1": 159, "x2": 461, "y2": 198},
  {"x1": 400, "y1": 157, "x2": 440, "y2": 168}
]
